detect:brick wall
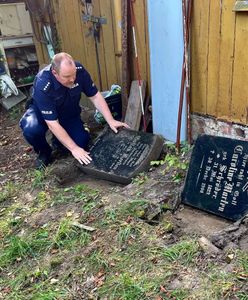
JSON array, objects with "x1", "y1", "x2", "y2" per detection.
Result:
[{"x1": 191, "y1": 114, "x2": 248, "y2": 142}]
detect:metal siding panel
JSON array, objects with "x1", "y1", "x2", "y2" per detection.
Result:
[{"x1": 147, "y1": 0, "x2": 185, "y2": 142}]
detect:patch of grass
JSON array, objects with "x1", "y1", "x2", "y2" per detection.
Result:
[
  {"x1": 53, "y1": 218, "x2": 91, "y2": 250},
  {"x1": 29, "y1": 169, "x2": 51, "y2": 189},
  {"x1": 104, "y1": 208, "x2": 117, "y2": 222},
  {"x1": 237, "y1": 292, "x2": 248, "y2": 300},
  {"x1": 0, "y1": 181, "x2": 18, "y2": 203},
  {"x1": 29, "y1": 291, "x2": 66, "y2": 300},
  {"x1": 118, "y1": 224, "x2": 138, "y2": 247},
  {"x1": 99, "y1": 273, "x2": 147, "y2": 300},
  {"x1": 0, "y1": 229, "x2": 51, "y2": 267},
  {"x1": 0, "y1": 201, "x2": 25, "y2": 236},
  {"x1": 150, "y1": 142, "x2": 190, "y2": 182},
  {"x1": 132, "y1": 173, "x2": 148, "y2": 185},
  {"x1": 197, "y1": 270, "x2": 236, "y2": 300},
  {"x1": 236, "y1": 250, "x2": 248, "y2": 273},
  {"x1": 118, "y1": 199, "x2": 148, "y2": 218},
  {"x1": 73, "y1": 183, "x2": 100, "y2": 200},
  {"x1": 162, "y1": 239, "x2": 199, "y2": 265},
  {"x1": 86, "y1": 250, "x2": 110, "y2": 271},
  {"x1": 169, "y1": 288, "x2": 190, "y2": 299},
  {"x1": 52, "y1": 184, "x2": 100, "y2": 206}
]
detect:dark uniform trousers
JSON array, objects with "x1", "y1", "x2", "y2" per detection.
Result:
[{"x1": 19, "y1": 104, "x2": 90, "y2": 155}]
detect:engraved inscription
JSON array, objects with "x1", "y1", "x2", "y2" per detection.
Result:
[
  {"x1": 194, "y1": 141, "x2": 248, "y2": 215},
  {"x1": 81, "y1": 128, "x2": 164, "y2": 184},
  {"x1": 182, "y1": 135, "x2": 248, "y2": 221}
]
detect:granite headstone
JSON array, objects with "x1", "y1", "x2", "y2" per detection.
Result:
[
  {"x1": 182, "y1": 135, "x2": 248, "y2": 221},
  {"x1": 78, "y1": 127, "x2": 164, "y2": 184}
]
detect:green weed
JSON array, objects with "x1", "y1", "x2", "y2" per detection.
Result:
[
  {"x1": 29, "y1": 169, "x2": 49, "y2": 189},
  {"x1": 29, "y1": 288, "x2": 67, "y2": 300},
  {"x1": 99, "y1": 273, "x2": 146, "y2": 300},
  {"x1": 0, "y1": 181, "x2": 18, "y2": 203},
  {"x1": 53, "y1": 218, "x2": 91, "y2": 249},
  {"x1": 86, "y1": 250, "x2": 109, "y2": 271},
  {"x1": 0, "y1": 229, "x2": 51, "y2": 267},
  {"x1": 162, "y1": 239, "x2": 199, "y2": 265},
  {"x1": 150, "y1": 143, "x2": 190, "y2": 182},
  {"x1": 104, "y1": 208, "x2": 117, "y2": 222},
  {"x1": 118, "y1": 199, "x2": 148, "y2": 218},
  {"x1": 132, "y1": 173, "x2": 148, "y2": 185},
  {"x1": 54, "y1": 184, "x2": 100, "y2": 207}
]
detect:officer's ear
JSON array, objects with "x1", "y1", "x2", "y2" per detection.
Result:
[
  {"x1": 52, "y1": 68, "x2": 58, "y2": 76},
  {"x1": 52, "y1": 68, "x2": 60, "y2": 80}
]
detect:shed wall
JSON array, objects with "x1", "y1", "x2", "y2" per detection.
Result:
[{"x1": 191, "y1": 0, "x2": 248, "y2": 125}]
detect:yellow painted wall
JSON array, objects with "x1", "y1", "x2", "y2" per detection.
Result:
[{"x1": 191, "y1": 0, "x2": 248, "y2": 125}]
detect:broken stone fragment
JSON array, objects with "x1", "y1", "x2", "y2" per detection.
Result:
[{"x1": 198, "y1": 236, "x2": 221, "y2": 255}]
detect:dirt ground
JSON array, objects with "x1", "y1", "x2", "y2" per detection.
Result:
[
  {"x1": 0, "y1": 104, "x2": 35, "y2": 185},
  {"x1": 0, "y1": 102, "x2": 248, "y2": 299},
  {"x1": 0, "y1": 103, "x2": 247, "y2": 244}
]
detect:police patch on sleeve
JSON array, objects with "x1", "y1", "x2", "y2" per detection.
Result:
[{"x1": 41, "y1": 110, "x2": 53, "y2": 115}]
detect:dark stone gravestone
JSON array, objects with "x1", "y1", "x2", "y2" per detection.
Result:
[
  {"x1": 182, "y1": 135, "x2": 248, "y2": 221},
  {"x1": 78, "y1": 127, "x2": 164, "y2": 184}
]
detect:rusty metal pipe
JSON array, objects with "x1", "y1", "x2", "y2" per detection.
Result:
[{"x1": 176, "y1": 0, "x2": 192, "y2": 151}]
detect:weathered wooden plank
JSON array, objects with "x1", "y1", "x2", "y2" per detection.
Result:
[
  {"x1": 124, "y1": 80, "x2": 146, "y2": 130},
  {"x1": 206, "y1": 0, "x2": 221, "y2": 116},
  {"x1": 131, "y1": 0, "x2": 147, "y2": 82},
  {"x1": 71, "y1": 0, "x2": 87, "y2": 63},
  {"x1": 191, "y1": 0, "x2": 209, "y2": 114},
  {"x1": 0, "y1": 4, "x2": 22, "y2": 35},
  {"x1": 91, "y1": 0, "x2": 108, "y2": 91},
  {"x1": 216, "y1": 0, "x2": 236, "y2": 120},
  {"x1": 79, "y1": 0, "x2": 100, "y2": 89},
  {"x1": 99, "y1": 0, "x2": 118, "y2": 89},
  {"x1": 53, "y1": 0, "x2": 72, "y2": 54},
  {"x1": 231, "y1": 13, "x2": 248, "y2": 124}
]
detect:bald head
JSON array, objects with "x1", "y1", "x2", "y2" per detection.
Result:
[
  {"x1": 51, "y1": 52, "x2": 77, "y2": 88},
  {"x1": 51, "y1": 52, "x2": 75, "y2": 73}
]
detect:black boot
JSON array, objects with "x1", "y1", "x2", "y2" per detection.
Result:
[
  {"x1": 35, "y1": 151, "x2": 52, "y2": 170},
  {"x1": 51, "y1": 138, "x2": 70, "y2": 159}
]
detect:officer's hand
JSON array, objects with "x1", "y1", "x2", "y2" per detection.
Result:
[
  {"x1": 108, "y1": 119, "x2": 130, "y2": 133},
  {"x1": 71, "y1": 146, "x2": 92, "y2": 165}
]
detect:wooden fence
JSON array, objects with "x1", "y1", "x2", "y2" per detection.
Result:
[{"x1": 191, "y1": 0, "x2": 248, "y2": 125}]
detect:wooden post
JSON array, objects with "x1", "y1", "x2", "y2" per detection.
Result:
[{"x1": 121, "y1": 0, "x2": 131, "y2": 120}]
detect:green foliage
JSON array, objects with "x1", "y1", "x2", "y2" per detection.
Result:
[
  {"x1": 132, "y1": 173, "x2": 148, "y2": 185},
  {"x1": 0, "y1": 229, "x2": 51, "y2": 267},
  {"x1": 29, "y1": 169, "x2": 49, "y2": 189},
  {"x1": 104, "y1": 208, "x2": 117, "y2": 222},
  {"x1": 0, "y1": 181, "x2": 18, "y2": 203},
  {"x1": 118, "y1": 199, "x2": 148, "y2": 218},
  {"x1": 53, "y1": 218, "x2": 91, "y2": 249},
  {"x1": 118, "y1": 224, "x2": 135, "y2": 246},
  {"x1": 150, "y1": 142, "x2": 190, "y2": 182},
  {"x1": 86, "y1": 250, "x2": 109, "y2": 271},
  {"x1": 99, "y1": 273, "x2": 146, "y2": 300},
  {"x1": 162, "y1": 239, "x2": 199, "y2": 265}
]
